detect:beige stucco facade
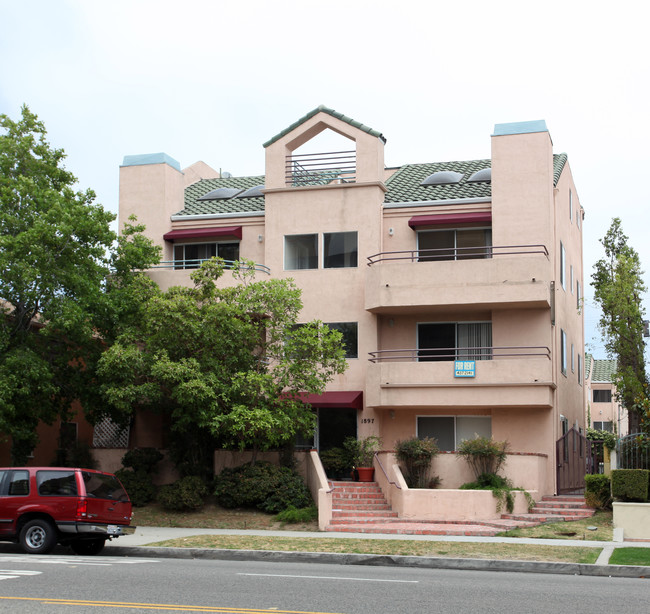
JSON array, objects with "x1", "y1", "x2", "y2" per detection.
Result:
[{"x1": 118, "y1": 108, "x2": 586, "y2": 498}]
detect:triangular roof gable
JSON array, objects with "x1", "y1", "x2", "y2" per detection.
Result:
[{"x1": 263, "y1": 105, "x2": 386, "y2": 149}]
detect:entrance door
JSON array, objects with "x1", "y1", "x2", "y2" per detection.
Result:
[
  {"x1": 317, "y1": 408, "x2": 357, "y2": 451},
  {"x1": 556, "y1": 427, "x2": 592, "y2": 494}
]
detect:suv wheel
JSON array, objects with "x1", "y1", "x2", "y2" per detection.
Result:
[
  {"x1": 19, "y1": 519, "x2": 57, "y2": 554},
  {"x1": 70, "y1": 538, "x2": 106, "y2": 556}
]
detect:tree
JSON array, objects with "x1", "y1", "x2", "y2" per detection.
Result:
[
  {"x1": 592, "y1": 218, "x2": 648, "y2": 433},
  {"x1": 0, "y1": 105, "x2": 160, "y2": 462},
  {"x1": 97, "y1": 259, "x2": 347, "y2": 473}
]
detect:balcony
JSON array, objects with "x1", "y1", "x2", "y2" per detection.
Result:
[
  {"x1": 286, "y1": 150, "x2": 356, "y2": 187},
  {"x1": 365, "y1": 245, "x2": 550, "y2": 314},
  {"x1": 145, "y1": 260, "x2": 270, "y2": 292},
  {"x1": 366, "y1": 345, "x2": 554, "y2": 409}
]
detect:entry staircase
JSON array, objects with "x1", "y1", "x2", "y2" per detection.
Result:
[{"x1": 324, "y1": 482, "x2": 594, "y2": 536}]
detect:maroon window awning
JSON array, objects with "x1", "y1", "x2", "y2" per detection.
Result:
[
  {"x1": 292, "y1": 391, "x2": 363, "y2": 409},
  {"x1": 408, "y1": 212, "x2": 491, "y2": 229},
  {"x1": 163, "y1": 226, "x2": 242, "y2": 241}
]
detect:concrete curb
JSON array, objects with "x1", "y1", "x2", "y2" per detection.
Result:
[{"x1": 106, "y1": 546, "x2": 650, "y2": 579}]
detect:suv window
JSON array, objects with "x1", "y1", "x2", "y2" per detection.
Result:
[
  {"x1": 36, "y1": 470, "x2": 78, "y2": 496},
  {"x1": 82, "y1": 471, "x2": 128, "y2": 501},
  {"x1": 0, "y1": 470, "x2": 30, "y2": 496}
]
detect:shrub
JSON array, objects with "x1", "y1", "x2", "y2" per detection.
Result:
[
  {"x1": 214, "y1": 462, "x2": 312, "y2": 513},
  {"x1": 157, "y1": 476, "x2": 209, "y2": 511},
  {"x1": 121, "y1": 448, "x2": 163, "y2": 474},
  {"x1": 395, "y1": 437, "x2": 439, "y2": 488},
  {"x1": 343, "y1": 436, "x2": 382, "y2": 467},
  {"x1": 584, "y1": 474, "x2": 612, "y2": 509},
  {"x1": 586, "y1": 428, "x2": 617, "y2": 452},
  {"x1": 611, "y1": 469, "x2": 650, "y2": 502},
  {"x1": 115, "y1": 468, "x2": 156, "y2": 507},
  {"x1": 460, "y1": 473, "x2": 534, "y2": 514},
  {"x1": 319, "y1": 447, "x2": 353, "y2": 479},
  {"x1": 274, "y1": 505, "x2": 318, "y2": 523},
  {"x1": 457, "y1": 436, "x2": 508, "y2": 480},
  {"x1": 52, "y1": 440, "x2": 97, "y2": 469}
]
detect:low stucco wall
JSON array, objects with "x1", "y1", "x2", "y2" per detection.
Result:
[
  {"x1": 613, "y1": 502, "x2": 650, "y2": 540},
  {"x1": 92, "y1": 448, "x2": 179, "y2": 485},
  {"x1": 304, "y1": 450, "x2": 333, "y2": 530},
  {"x1": 374, "y1": 452, "x2": 538, "y2": 521}
]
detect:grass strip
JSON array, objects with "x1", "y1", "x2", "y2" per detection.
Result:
[
  {"x1": 146, "y1": 535, "x2": 600, "y2": 564},
  {"x1": 496, "y1": 511, "x2": 612, "y2": 541},
  {"x1": 608, "y1": 548, "x2": 650, "y2": 566}
]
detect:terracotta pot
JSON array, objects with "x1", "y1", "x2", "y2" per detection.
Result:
[{"x1": 356, "y1": 467, "x2": 375, "y2": 482}]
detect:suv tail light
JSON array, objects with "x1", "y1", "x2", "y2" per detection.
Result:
[{"x1": 76, "y1": 499, "x2": 88, "y2": 519}]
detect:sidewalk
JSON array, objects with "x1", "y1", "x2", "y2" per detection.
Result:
[{"x1": 103, "y1": 526, "x2": 650, "y2": 579}]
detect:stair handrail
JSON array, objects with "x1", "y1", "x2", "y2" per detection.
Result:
[{"x1": 375, "y1": 451, "x2": 402, "y2": 490}]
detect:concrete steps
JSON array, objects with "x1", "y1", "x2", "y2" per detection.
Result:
[{"x1": 325, "y1": 483, "x2": 596, "y2": 537}]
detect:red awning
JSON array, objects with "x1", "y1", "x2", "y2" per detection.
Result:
[
  {"x1": 293, "y1": 391, "x2": 363, "y2": 409},
  {"x1": 163, "y1": 226, "x2": 242, "y2": 241},
  {"x1": 408, "y1": 212, "x2": 491, "y2": 229}
]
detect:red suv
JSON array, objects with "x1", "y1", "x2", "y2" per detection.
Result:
[{"x1": 0, "y1": 467, "x2": 135, "y2": 555}]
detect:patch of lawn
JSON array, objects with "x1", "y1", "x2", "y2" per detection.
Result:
[
  {"x1": 146, "y1": 534, "x2": 600, "y2": 564},
  {"x1": 497, "y1": 510, "x2": 612, "y2": 541},
  {"x1": 608, "y1": 548, "x2": 650, "y2": 566},
  {"x1": 132, "y1": 502, "x2": 318, "y2": 532}
]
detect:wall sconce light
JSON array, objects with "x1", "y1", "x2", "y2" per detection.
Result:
[
  {"x1": 388, "y1": 227, "x2": 394, "y2": 236},
  {"x1": 389, "y1": 410, "x2": 395, "y2": 420},
  {"x1": 258, "y1": 234, "x2": 263, "y2": 242},
  {"x1": 388, "y1": 318, "x2": 394, "y2": 327}
]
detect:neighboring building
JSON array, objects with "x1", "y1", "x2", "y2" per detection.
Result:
[
  {"x1": 585, "y1": 354, "x2": 627, "y2": 436},
  {"x1": 118, "y1": 106, "x2": 585, "y2": 496}
]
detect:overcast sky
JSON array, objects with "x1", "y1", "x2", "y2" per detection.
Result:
[{"x1": 2, "y1": 0, "x2": 649, "y2": 361}]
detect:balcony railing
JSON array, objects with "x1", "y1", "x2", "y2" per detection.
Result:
[
  {"x1": 286, "y1": 150, "x2": 356, "y2": 187},
  {"x1": 367, "y1": 244, "x2": 549, "y2": 266},
  {"x1": 368, "y1": 346, "x2": 551, "y2": 363},
  {"x1": 150, "y1": 260, "x2": 271, "y2": 274}
]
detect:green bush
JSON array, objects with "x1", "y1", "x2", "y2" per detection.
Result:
[
  {"x1": 395, "y1": 437, "x2": 439, "y2": 488},
  {"x1": 214, "y1": 462, "x2": 312, "y2": 513},
  {"x1": 584, "y1": 474, "x2": 612, "y2": 509},
  {"x1": 320, "y1": 447, "x2": 353, "y2": 479},
  {"x1": 52, "y1": 440, "x2": 97, "y2": 469},
  {"x1": 586, "y1": 428, "x2": 617, "y2": 451},
  {"x1": 115, "y1": 468, "x2": 156, "y2": 507},
  {"x1": 121, "y1": 448, "x2": 163, "y2": 474},
  {"x1": 343, "y1": 436, "x2": 382, "y2": 467},
  {"x1": 460, "y1": 473, "x2": 534, "y2": 514},
  {"x1": 157, "y1": 476, "x2": 209, "y2": 511},
  {"x1": 611, "y1": 469, "x2": 650, "y2": 502},
  {"x1": 274, "y1": 505, "x2": 318, "y2": 523},
  {"x1": 457, "y1": 436, "x2": 509, "y2": 480}
]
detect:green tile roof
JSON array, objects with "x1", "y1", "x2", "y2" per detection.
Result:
[
  {"x1": 263, "y1": 105, "x2": 386, "y2": 148},
  {"x1": 176, "y1": 175, "x2": 265, "y2": 217},
  {"x1": 591, "y1": 358, "x2": 617, "y2": 383},
  {"x1": 176, "y1": 154, "x2": 569, "y2": 216}
]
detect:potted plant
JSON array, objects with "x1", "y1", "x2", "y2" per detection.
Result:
[
  {"x1": 319, "y1": 447, "x2": 353, "y2": 481},
  {"x1": 343, "y1": 436, "x2": 382, "y2": 482}
]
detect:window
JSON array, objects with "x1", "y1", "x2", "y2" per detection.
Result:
[
  {"x1": 417, "y1": 322, "x2": 492, "y2": 361},
  {"x1": 0, "y1": 470, "x2": 30, "y2": 496},
  {"x1": 569, "y1": 189, "x2": 573, "y2": 222},
  {"x1": 593, "y1": 421, "x2": 613, "y2": 432},
  {"x1": 578, "y1": 353, "x2": 582, "y2": 385},
  {"x1": 576, "y1": 281, "x2": 581, "y2": 310},
  {"x1": 324, "y1": 232, "x2": 357, "y2": 268},
  {"x1": 560, "y1": 242, "x2": 566, "y2": 289},
  {"x1": 571, "y1": 343, "x2": 575, "y2": 373},
  {"x1": 285, "y1": 234, "x2": 318, "y2": 270},
  {"x1": 570, "y1": 266, "x2": 574, "y2": 294},
  {"x1": 417, "y1": 416, "x2": 491, "y2": 452},
  {"x1": 560, "y1": 329, "x2": 567, "y2": 375},
  {"x1": 593, "y1": 389, "x2": 612, "y2": 403},
  {"x1": 326, "y1": 322, "x2": 358, "y2": 358},
  {"x1": 560, "y1": 415, "x2": 569, "y2": 436},
  {"x1": 36, "y1": 470, "x2": 78, "y2": 497},
  {"x1": 418, "y1": 228, "x2": 492, "y2": 261},
  {"x1": 174, "y1": 242, "x2": 239, "y2": 270}
]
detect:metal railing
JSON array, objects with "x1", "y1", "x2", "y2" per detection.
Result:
[
  {"x1": 286, "y1": 150, "x2": 356, "y2": 187},
  {"x1": 368, "y1": 345, "x2": 551, "y2": 363},
  {"x1": 367, "y1": 244, "x2": 549, "y2": 266},
  {"x1": 617, "y1": 433, "x2": 650, "y2": 469},
  {"x1": 150, "y1": 260, "x2": 271, "y2": 274}
]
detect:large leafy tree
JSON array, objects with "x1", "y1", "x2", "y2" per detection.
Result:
[
  {"x1": 97, "y1": 259, "x2": 347, "y2": 473},
  {"x1": 592, "y1": 218, "x2": 648, "y2": 433},
  {"x1": 0, "y1": 105, "x2": 160, "y2": 463}
]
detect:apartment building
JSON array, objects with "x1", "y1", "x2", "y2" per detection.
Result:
[
  {"x1": 119, "y1": 106, "x2": 585, "y2": 496},
  {"x1": 585, "y1": 355, "x2": 627, "y2": 436}
]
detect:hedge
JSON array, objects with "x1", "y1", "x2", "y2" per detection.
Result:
[{"x1": 611, "y1": 469, "x2": 650, "y2": 502}]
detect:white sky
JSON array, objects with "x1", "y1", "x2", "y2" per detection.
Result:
[{"x1": 1, "y1": 0, "x2": 649, "y2": 361}]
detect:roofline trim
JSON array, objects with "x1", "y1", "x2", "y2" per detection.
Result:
[
  {"x1": 170, "y1": 211, "x2": 265, "y2": 221},
  {"x1": 384, "y1": 197, "x2": 491, "y2": 209}
]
